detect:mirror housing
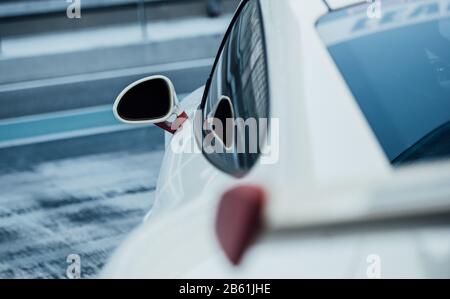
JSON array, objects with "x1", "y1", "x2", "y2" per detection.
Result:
[{"x1": 113, "y1": 75, "x2": 187, "y2": 134}]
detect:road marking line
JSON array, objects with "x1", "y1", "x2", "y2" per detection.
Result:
[
  {"x1": 0, "y1": 125, "x2": 143, "y2": 149},
  {"x1": 0, "y1": 58, "x2": 213, "y2": 93},
  {"x1": 0, "y1": 104, "x2": 113, "y2": 126},
  {"x1": 0, "y1": 93, "x2": 188, "y2": 149},
  {"x1": 0, "y1": 15, "x2": 231, "y2": 59}
]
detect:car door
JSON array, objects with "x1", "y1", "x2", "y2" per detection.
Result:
[{"x1": 152, "y1": 0, "x2": 270, "y2": 215}]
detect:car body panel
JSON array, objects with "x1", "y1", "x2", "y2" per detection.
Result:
[
  {"x1": 150, "y1": 86, "x2": 238, "y2": 216},
  {"x1": 186, "y1": 224, "x2": 450, "y2": 279}
]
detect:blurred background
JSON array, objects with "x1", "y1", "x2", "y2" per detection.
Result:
[{"x1": 0, "y1": 0, "x2": 238, "y2": 278}]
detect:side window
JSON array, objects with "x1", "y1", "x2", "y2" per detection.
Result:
[{"x1": 200, "y1": 0, "x2": 270, "y2": 177}]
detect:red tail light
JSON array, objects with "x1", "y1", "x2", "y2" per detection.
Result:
[{"x1": 215, "y1": 185, "x2": 266, "y2": 265}]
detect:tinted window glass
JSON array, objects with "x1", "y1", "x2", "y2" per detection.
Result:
[
  {"x1": 201, "y1": 0, "x2": 270, "y2": 176},
  {"x1": 317, "y1": 0, "x2": 450, "y2": 165}
]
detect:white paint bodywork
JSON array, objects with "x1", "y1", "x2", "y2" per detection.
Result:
[{"x1": 102, "y1": 0, "x2": 450, "y2": 278}]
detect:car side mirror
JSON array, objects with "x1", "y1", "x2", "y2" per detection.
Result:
[{"x1": 113, "y1": 75, "x2": 187, "y2": 134}]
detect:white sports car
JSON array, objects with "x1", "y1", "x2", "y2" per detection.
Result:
[{"x1": 103, "y1": 0, "x2": 450, "y2": 278}]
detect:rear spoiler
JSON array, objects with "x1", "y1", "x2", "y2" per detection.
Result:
[
  {"x1": 216, "y1": 160, "x2": 450, "y2": 264},
  {"x1": 267, "y1": 163, "x2": 450, "y2": 231}
]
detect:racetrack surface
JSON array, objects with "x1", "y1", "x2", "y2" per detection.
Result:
[{"x1": 0, "y1": 137, "x2": 164, "y2": 278}]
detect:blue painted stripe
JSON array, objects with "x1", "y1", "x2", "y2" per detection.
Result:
[
  {"x1": 0, "y1": 93, "x2": 188, "y2": 146},
  {"x1": 0, "y1": 108, "x2": 120, "y2": 143}
]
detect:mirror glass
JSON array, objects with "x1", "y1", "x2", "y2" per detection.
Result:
[{"x1": 116, "y1": 77, "x2": 172, "y2": 122}]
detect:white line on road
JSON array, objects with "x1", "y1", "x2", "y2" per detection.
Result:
[
  {"x1": 0, "y1": 58, "x2": 213, "y2": 93},
  {"x1": 0, "y1": 15, "x2": 231, "y2": 59}
]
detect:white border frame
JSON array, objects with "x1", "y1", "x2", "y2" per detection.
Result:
[{"x1": 112, "y1": 75, "x2": 178, "y2": 125}]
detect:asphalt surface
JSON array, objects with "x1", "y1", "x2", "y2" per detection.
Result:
[
  {"x1": 0, "y1": 2, "x2": 235, "y2": 278},
  {"x1": 0, "y1": 148, "x2": 163, "y2": 278}
]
